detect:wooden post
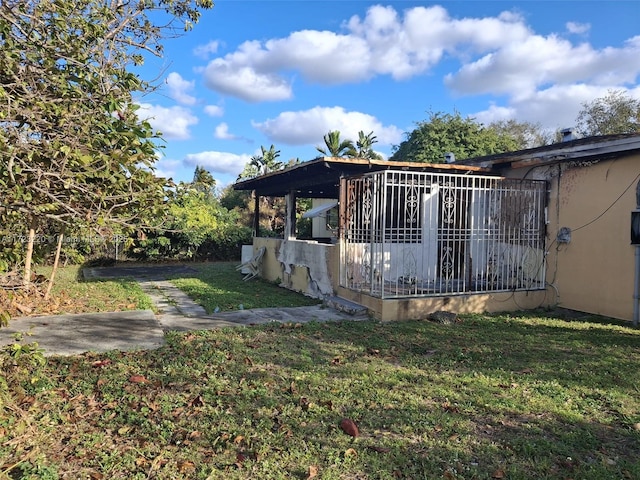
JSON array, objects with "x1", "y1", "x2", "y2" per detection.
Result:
[
  {"x1": 45, "y1": 232, "x2": 64, "y2": 300},
  {"x1": 285, "y1": 191, "x2": 297, "y2": 240},
  {"x1": 253, "y1": 190, "x2": 260, "y2": 237}
]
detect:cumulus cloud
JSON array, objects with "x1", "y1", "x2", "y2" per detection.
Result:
[
  {"x1": 183, "y1": 151, "x2": 252, "y2": 178},
  {"x1": 566, "y1": 21, "x2": 590, "y2": 35},
  {"x1": 445, "y1": 33, "x2": 640, "y2": 97},
  {"x1": 203, "y1": 63, "x2": 293, "y2": 103},
  {"x1": 166, "y1": 72, "x2": 197, "y2": 106},
  {"x1": 472, "y1": 84, "x2": 633, "y2": 132},
  {"x1": 201, "y1": 4, "x2": 534, "y2": 101},
  {"x1": 252, "y1": 106, "x2": 403, "y2": 147},
  {"x1": 136, "y1": 103, "x2": 198, "y2": 140},
  {"x1": 204, "y1": 104, "x2": 224, "y2": 117},
  {"x1": 214, "y1": 122, "x2": 239, "y2": 140},
  {"x1": 198, "y1": 0, "x2": 640, "y2": 139},
  {"x1": 193, "y1": 40, "x2": 220, "y2": 59}
]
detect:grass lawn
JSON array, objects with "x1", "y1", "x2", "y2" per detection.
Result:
[
  {"x1": 2, "y1": 312, "x2": 639, "y2": 479},
  {"x1": 168, "y1": 262, "x2": 320, "y2": 313},
  {"x1": 11, "y1": 265, "x2": 153, "y2": 316}
]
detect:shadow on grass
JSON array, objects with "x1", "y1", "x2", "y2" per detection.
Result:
[{"x1": 119, "y1": 315, "x2": 640, "y2": 478}]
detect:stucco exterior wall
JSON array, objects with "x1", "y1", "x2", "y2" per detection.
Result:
[
  {"x1": 506, "y1": 154, "x2": 639, "y2": 321},
  {"x1": 336, "y1": 286, "x2": 547, "y2": 321},
  {"x1": 252, "y1": 237, "x2": 340, "y2": 299}
]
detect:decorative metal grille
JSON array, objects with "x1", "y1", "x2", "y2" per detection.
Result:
[{"x1": 341, "y1": 171, "x2": 547, "y2": 298}]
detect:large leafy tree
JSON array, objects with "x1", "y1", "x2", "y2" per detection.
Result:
[
  {"x1": 488, "y1": 119, "x2": 551, "y2": 149},
  {"x1": 390, "y1": 111, "x2": 524, "y2": 163},
  {"x1": 0, "y1": 0, "x2": 213, "y2": 283},
  {"x1": 316, "y1": 131, "x2": 357, "y2": 158},
  {"x1": 575, "y1": 89, "x2": 640, "y2": 137}
]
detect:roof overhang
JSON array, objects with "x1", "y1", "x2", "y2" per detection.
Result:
[
  {"x1": 233, "y1": 157, "x2": 489, "y2": 198},
  {"x1": 459, "y1": 133, "x2": 640, "y2": 170}
]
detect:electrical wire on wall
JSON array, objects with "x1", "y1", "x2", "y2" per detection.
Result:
[{"x1": 570, "y1": 171, "x2": 640, "y2": 233}]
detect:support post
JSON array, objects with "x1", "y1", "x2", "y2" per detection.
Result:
[
  {"x1": 253, "y1": 190, "x2": 260, "y2": 237},
  {"x1": 284, "y1": 191, "x2": 297, "y2": 240}
]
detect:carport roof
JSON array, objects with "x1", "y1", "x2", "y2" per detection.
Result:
[{"x1": 233, "y1": 157, "x2": 489, "y2": 198}]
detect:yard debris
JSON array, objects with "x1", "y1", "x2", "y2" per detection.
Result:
[
  {"x1": 340, "y1": 418, "x2": 360, "y2": 437},
  {"x1": 427, "y1": 310, "x2": 459, "y2": 325}
]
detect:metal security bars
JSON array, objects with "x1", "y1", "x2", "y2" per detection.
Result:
[{"x1": 341, "y1": 171, "x2": 547, "y2": 298}]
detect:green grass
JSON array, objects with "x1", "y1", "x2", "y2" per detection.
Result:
[
  {"x1": 29, "y1": 265, "x2": 153, "y2": 315},
  {"x1": 2, "y1": 313, "x2": 639, "y2": 479},
  {"x1": 169, "y1": 262, "x2": 320, "y2": 313}
]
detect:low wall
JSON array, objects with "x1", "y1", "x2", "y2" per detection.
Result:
[
  {"x1": 252, "y1": 237, "x2": 338, "y2": 299},
  {"x1": 337, "y1": 285, "x2": 551, "y2": 321}
]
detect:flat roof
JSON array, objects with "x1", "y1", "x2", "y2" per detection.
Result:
[{"x1": 233, "y1": 156, "x2": 489, "y2": 197}]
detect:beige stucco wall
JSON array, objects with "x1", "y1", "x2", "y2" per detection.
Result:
[
  {"x1": 336, "y1": 286, "x2": 548, "y2": 321},
  {"x1": 507, "y1": 153, "x2": 639, "y2": 321},
  {"x1": 252, "y1": 237, "x2": 340, "y2": 299},
  {"x1": 252, "y1": 236, "x2": 552, "y2": 321}
]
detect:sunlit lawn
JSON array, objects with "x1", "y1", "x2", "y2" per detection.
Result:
[
  {"x1": 2, "y1": 312, "x2": 639, "y2": 479},
  {"x1": 168, "y1": 262, "x2": 320, "y2": 312}
]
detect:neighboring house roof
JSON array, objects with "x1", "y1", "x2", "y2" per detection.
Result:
[
  {"x1": 233, "y1": 156, "x2": 488, "y2": 198},
  {"x1": 458, "y1": 133, "x2": 640, "y2": 171}
]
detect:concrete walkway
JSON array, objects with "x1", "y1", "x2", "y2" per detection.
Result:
[{"x1": 0, "y1": 265, "x2": 368, "y2": 356}]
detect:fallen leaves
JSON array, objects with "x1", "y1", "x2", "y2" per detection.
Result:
[
  {"x1": 492, "y1": 468, "x2": 506, "y2": 478},
  {"x1": 340, "y1": 418, "x2": 359, "y2": 438},
  {"x1": 91, "y1": 359, "x2": 112, "y2": 368},
  {"x1": 128, "y1": 374, "x2": 148, "y2": 384},
  {"x1": 307, "y1": 465, "x2": 319, "y2": 479}
]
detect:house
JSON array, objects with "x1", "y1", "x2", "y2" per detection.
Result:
[{"x1": 233, "y1": 133, "x2": 640, "y2": 323}]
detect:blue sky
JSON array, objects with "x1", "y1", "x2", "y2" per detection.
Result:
[{"x1": 135, "y1": 0, "x2": 640, "y2": 188}]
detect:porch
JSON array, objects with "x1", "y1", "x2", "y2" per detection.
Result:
[{"x1": 234, "y1": 158, "x2": 552, "y2": 321}]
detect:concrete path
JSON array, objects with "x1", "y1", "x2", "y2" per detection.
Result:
[{"x1": 0, "y1": 265, "x2": 367, "y2": 356}]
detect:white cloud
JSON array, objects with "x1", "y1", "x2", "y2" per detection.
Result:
[
  {"x1": 566, "y1": 21, "x2": 590, "y2": 35},
  {"x1": 183, "y1": 151, "x2": 252, "y2": 178},
  {"x1": 445, "y1": 33, "x2": 640, "y2": 97},
  {"x1": 472, "y1": 84, "x2": 640, "y2": 132},
  {"x1": 137, "y1": 103, "x2": 198, "y2": 140},
  {"x1": 214, "y1": 122, "x2": 239, "y2": 140},
  {"x1": 204, "y1": 104, "x2": 224, "y2": 117},
  {"x1": 201, "y1": 4, "x2": 534, "y2": 101},
  {"x1": 166, "y1": 72, "x2": 197, "y2": 106},
  {"x1": 252, "y1": 106, "x2": 403, "y2": 147},
  {"x1": 203, "y1": 61, "x2": 293, "y2": 102},
  {"x1": 198, "y1": 1, "x2": 640, "y2": 138},
  {"x1": 193, "y1": 40, "x2": 220, "y2": 59}
]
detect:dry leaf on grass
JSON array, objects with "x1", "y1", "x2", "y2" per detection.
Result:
[
  {"x1": 340, "y1": 418, "x2": 359, "y2": 437},
  {"x1": 307, "y1": 465, "x2": 319, "y2": 479}
]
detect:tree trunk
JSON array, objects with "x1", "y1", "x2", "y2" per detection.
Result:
[
  {"x1": 23, "y1": 220, "x2": 37, "y2": 287},
  {"x1": 45, "y1": 232, "x2": 64, "y2": 300}
]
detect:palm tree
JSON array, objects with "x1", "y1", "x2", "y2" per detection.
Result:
[
  {"x1": 249, "y1": 145, "x2": 283, "y2": 176},
  {"x1": 356, "y1": 130, "x2": 383, "y2": 160},
  {"x1": 316, "y1": 130, "x2": 357, "y2": 158},
  {"x1": 261, "y1": 145, "x2": 283, "y2": 172}
]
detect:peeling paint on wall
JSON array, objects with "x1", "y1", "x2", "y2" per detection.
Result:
[{"x1": 277, "y1": 240, "x2": 334, "y2": 298}]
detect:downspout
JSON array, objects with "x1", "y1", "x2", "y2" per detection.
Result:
[{"x1": 633, "y1": 180, "x2": 640, "y2": 326}]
